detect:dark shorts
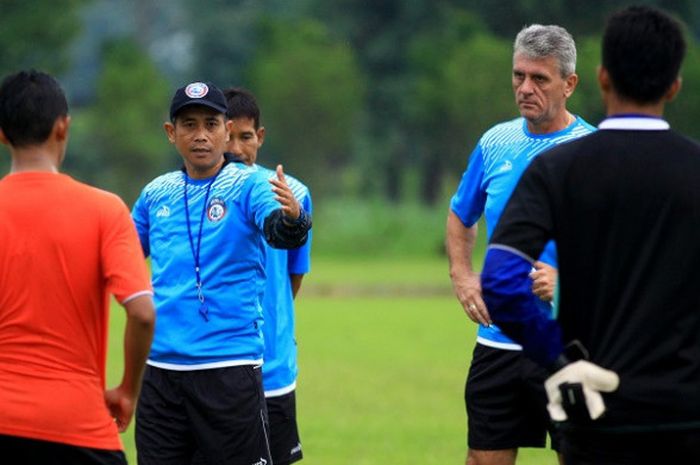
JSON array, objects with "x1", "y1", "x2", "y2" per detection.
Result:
[
  {"x1": 135, "y1": 364, "x2": 272, "y2": 465},
  {"x1": 465, "y1": 343, "x2": 559, "y2": 450},
  {"x1": 561, "y1": 427, "x2": 700, "y2": 465},
  {"x1": 0, "y1": 434, "x2": 126, "y2": 465},
  {"x1": 266, "y1": 391, "x2": 303, "y2": 465}
]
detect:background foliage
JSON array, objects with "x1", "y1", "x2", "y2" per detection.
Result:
[{"x1": 1, "y1": 0, "x2": 699, "y2": 251}]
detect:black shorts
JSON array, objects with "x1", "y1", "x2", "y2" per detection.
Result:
[
  {"x1": 266, "y1": 391, "x2": 303, "y2": 465},
  {"x1": 135, "y1": 364, "x2": 272, "y2": 465},
  {"x1": 0, "y1": 434, "x2": 126, "y2": 465},
  {"x1": 561, "y1": 428, "x2": 700, "y2": 465},
  {"x1": 465, "y1": 343, "x2": 559, "y2": 450}
]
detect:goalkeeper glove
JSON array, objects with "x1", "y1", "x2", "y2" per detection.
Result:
[{"x1": 545, "y1": 359, "x2": 620, "y2": 422}]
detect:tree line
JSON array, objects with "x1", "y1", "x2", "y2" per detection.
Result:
[{"x1": 1, "y1": 0, "x2": 699, "y2": 206}]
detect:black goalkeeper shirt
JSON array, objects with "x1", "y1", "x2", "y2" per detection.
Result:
[{"x1": 491, "y1": 117, "x2": 700, "y2": 429}]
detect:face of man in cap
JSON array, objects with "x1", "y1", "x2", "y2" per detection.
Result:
[{"x1": 164, "y1": 106, "x2": 232, "y2": 179}]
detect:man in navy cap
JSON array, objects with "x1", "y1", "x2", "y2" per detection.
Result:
[{"x1": 131, "y1": 81, "x2": 311, "y2": 465}]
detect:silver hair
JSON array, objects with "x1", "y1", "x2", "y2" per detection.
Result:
[{"x1": 513, "y1": 24, "x2": 577, "y2": 77}]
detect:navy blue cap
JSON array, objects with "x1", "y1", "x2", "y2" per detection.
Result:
[{"x1": 169, "y1": 81, "x2": 227, "y2": 120}]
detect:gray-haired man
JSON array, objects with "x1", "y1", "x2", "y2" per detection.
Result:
[{"x1": 446, "y1": 24, "x2": 594, "y2": 465}]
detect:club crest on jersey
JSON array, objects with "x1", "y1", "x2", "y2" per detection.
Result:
[
  {"x1": 185, "y1": 82, "x2": 208, "y2": 99},
  {"x1": 207, "y1": 198, "x2": 226, "y2": 222}
]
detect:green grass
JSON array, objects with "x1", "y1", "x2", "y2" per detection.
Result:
[{"x1": 107, "y1": 256, "x2": 557, "y2": 465}]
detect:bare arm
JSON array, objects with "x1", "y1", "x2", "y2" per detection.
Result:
[
  {"x1": 104, "y1": 294, "x2": 155, "y2": 432},
  {"x1": 290, "y1": 273, "x2": 304, "y2": 298},
  {"x1": 446, "y1": 210, "x2": 491, "y2": 325}
]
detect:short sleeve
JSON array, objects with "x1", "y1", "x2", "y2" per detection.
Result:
[
  {"x1": 131, "y1": 190, "x2": 150, "y2": 258},
  {"x1": 102, "y1": 197, "x2": 152, "y2": 303},
  {"x1": 247, "y1": 171, "x2": 284, "y2": 231},
  {"x1": 450, "y1": 144, "x2": 487, "y2": 227},
  {"x1": 288, "y1": 192, "x2": 312, "y2": 274}
]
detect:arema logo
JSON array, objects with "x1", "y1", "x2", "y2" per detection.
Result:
[
  {"x1": 185, "y1": 82, "x2": 209, "y2": 99},
  {"x1": 251, "y1": 459, "x2": 267, "y2": 465},
  {"x1": 207, "y1": 198, "x2": 226, "y2": 222}
]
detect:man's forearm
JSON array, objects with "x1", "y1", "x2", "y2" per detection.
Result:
[
  {"x1": 121, "y1": 295, "x2": 155, "y2": 397},
  {"x1": 446, "y1": 211, "x2": 478, "y2": 279}
]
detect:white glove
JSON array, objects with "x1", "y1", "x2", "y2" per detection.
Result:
[{"x1": 545, "y1": 360, "x2": 620, "y2": 421}]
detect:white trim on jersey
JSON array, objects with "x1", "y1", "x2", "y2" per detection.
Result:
[
  {"x1": 120, "y1": 289, "x2": 154, "y2": 304},
  {"x1": 264, "y1": 381, "x2": 297, "y2": 398},
  {"x1": 147, "y1": 358, "x2": 263, "y2": 371},
  {"x1": 599, "y1": 117, "x2": 670, "y2": 131},
  {"x1": 476, "y1": 336, "x2": 523, "y2": 351}
]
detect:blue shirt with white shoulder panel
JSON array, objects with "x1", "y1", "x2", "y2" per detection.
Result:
[
  {"x1": 450, "y1": 116, "x2": 594, "y2": 349},
  {"x1": 254, "y1": 164, "x2": 312, "y2": 396},
  {"x1": 132, "y1": 161, "x2": 281, "y2": 369}
]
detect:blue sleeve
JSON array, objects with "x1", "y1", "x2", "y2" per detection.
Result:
[
  {"x1": 481, "y1": 246, "x2": 563, "y2": 367},
  {"x1": 450, "y1": 144, "x2": 487, "y2": 227},
  {"x1": 131, "y1": 191, "x2": 150, "y2": 258},
  {"x1": 288, "y1": 193, "x2": 312, "y2": 274},
  {"x1": 246, "y1": 171, "x2": 282, "y2": 231}
]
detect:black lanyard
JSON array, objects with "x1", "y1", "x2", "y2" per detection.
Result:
[{"x1": 183, "y1": 166, "x2": 224, "y2": 322}]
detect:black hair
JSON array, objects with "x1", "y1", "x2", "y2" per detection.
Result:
[
  {"x1": 223, "y1": 87, "x2": 261, "y2": 129},
  {"x1": 0, "y1": 70, "x2": 68, "y2": 147},
  {"x1": 602, "y1": 5, "x2": 686, "y2": 104}
]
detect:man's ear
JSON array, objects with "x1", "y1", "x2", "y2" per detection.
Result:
[
  {"x1": 0, "y1": 128, "x2": 9, "y2": 146},
  {"x1": 164, "y1": 121, "x2": 176, "y2": 143},
  {"x1": 597, "y1": 65, "x2": 611, "y2": 93},
  {"x1": 664, "y1": 77, "x2": 682, "y2": 102},
  {"x1": 225, "y1": 119, "x2": 233, "y2": 142},
  {"x1": 257, "y1": 126, "x2": 266, "y2": 148},
  {"x1": 54, "y1": 115, "x2": 71, "y2": 143},
  {"x1": 564, "y1": 73, "x2": 579, "y2": 98}
]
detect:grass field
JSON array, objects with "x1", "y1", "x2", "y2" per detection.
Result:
[{"x1": 107, "y1": 256, "x2": 558, "y2": 464}]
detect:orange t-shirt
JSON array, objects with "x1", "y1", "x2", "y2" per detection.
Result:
[{"x1": 0, "y1": 172, "x2": 152, "y2": 450}]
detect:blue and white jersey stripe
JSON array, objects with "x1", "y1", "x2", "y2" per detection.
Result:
[
  {"x1": 450, "y1": 116, "x2": 595, "y2": 349},
  {"x1": 132, "y1": 161, "x2": 282, "y2": 369}
]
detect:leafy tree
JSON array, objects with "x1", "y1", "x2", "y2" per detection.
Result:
[
  {"x1": 0, "y1": 0, "x2": 90, "y2": 76},
  {"x1": 181, "y1": 0, "x2": 313, "y2": 87},
  {"x1": 407, "y1": 16, "x2": 514, "y2": 204},
  {"x1": 246, "y1": 17, "x2": 365, "y2": 198},
  {"x1": 567, "y1": 36, "x2": 606, "y2": 126},
  {"x1": 64, "y1": 38, "x2": 172, "y2": 205},
  {"x1": 0, "y1": 0, "x2": 90, "y2": 173},
  {"x1": 308, "y1": 0, "x2": 454, "y2": 201},
  {"x1": 463, "y1": 0, "x2": 699, "y2": 39}
]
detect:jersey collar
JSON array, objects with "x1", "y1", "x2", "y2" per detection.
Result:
[{"x1": 598, "y1": 115, "x2": 670, "y2": 131}]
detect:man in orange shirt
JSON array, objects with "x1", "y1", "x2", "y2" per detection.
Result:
[{"x1": 0, "y1": 69, "x2": 155, "y2": 465}]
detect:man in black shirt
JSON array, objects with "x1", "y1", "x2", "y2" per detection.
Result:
[{"x1": 480, "y1": 6, "x2": 700, "y2": 464}]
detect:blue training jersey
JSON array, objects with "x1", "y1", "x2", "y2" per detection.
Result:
[
  {"x1": 254, "y1": 164, "x2": 312, "y2": 396},
  {"x1": 450, "y1": 116, "x2": 595, "y2": 349},
  {"x1": 132, "y1": 161, "x2": 281, "y2": 369}
]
